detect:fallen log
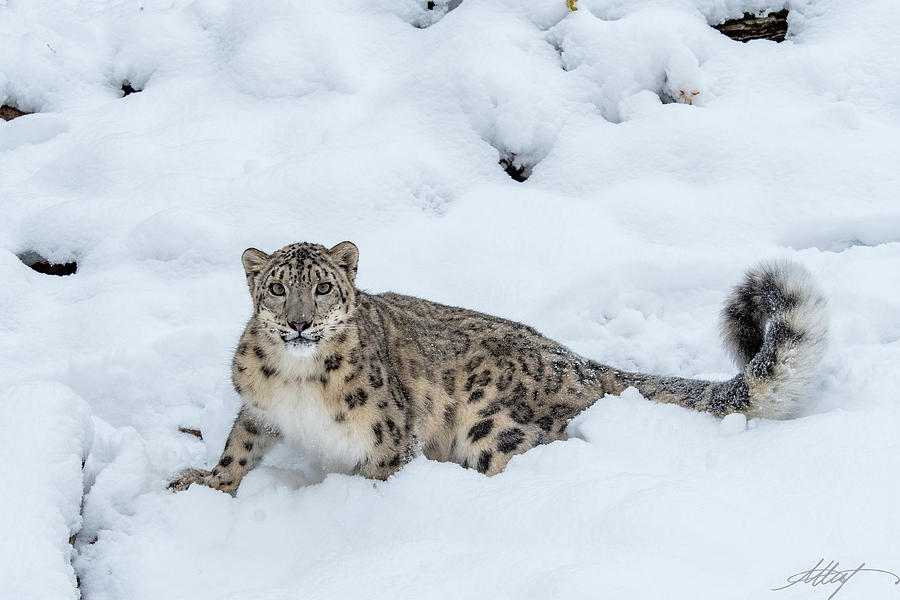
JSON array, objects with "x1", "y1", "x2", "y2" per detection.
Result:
[{"x1": 713, "y1": 9, "x2": 789, "y2": 42}]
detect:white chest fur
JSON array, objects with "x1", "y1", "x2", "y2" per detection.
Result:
[{"x1": 246, "y1": 352, "x2": 370, "y2": 473}]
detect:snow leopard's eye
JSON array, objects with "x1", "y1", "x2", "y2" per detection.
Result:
[
  {"x1": 269, "y1": 282, "x2": 285, "y2": 296},
  {"x1": 316, "y1": 282, "x2": 332, "y2": 295}
]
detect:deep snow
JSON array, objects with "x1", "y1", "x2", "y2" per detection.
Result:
[{"x1": 2, "y1": 0, "x2": 900, "y2": 598}]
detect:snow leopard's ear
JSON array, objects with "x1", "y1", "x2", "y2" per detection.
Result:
[
  {"x1": 329, "y1": 241, "x2": 358, "y2": 284},
  {"x1": 241, "y1": 248, "x2": 269, "y2": 296}
]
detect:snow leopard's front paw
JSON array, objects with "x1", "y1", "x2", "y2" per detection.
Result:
[{"x1": 167, "y1": 468, "x2": 213, "y2": 492}]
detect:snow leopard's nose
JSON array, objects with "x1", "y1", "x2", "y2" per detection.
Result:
[{"x1": 289, "y1": 320, "x2": 312, "y2": 333}]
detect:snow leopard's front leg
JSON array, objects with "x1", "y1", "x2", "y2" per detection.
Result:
[{"x1": 168, "y1": 406, "x2": 280, "y2": 495}]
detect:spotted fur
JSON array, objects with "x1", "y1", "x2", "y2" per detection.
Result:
[{"x1": 168, "y1": 243, "x2": 828, "y2": 494}]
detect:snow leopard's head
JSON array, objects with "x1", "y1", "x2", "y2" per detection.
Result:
[{"x1": 241, "y1": 241, "x2": 358, "y2": 350}]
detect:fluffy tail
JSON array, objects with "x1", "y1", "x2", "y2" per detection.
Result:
[
  {"x1": 719, "y1": 260, "x2": 828, "y2": 419},
  {"x1": 608, "y1": 260, "x2": 827, "y2": 419}
]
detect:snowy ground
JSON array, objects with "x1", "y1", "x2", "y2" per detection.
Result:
[{"x1": 2, "y1": 0, "x2": 900, "y2": 598}]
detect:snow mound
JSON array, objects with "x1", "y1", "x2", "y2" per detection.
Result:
[{"x1": 0, "y1": 383, "x2": 93, "y2": 600}]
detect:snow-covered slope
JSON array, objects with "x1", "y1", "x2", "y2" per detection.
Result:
[{"x1": 2, "y1": 0, "x2": 899, "y2": 598}]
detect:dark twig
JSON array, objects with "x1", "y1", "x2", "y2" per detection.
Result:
[{"x1": 178, "y1": 427, "x2": 204, "y2": 440}]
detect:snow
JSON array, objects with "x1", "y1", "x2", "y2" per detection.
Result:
[
  {"x1": 0, "y1": 383, "x2": 92, "y2": 600},
  {"x1": 1, "y1": 0, "x2": 899, "y2": 598}
]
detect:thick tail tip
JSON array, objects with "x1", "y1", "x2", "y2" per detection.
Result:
[{"x1": 721, "y1": 260, "x2": 828, "y2": 419}]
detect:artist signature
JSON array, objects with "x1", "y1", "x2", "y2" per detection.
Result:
[{"x1": 772, "y1": 558, "x2": 900, "y2": 599}]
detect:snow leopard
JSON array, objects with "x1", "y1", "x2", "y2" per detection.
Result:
[{"x1": 169, "y1": 241, "x2": 827, "y2": 493}]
